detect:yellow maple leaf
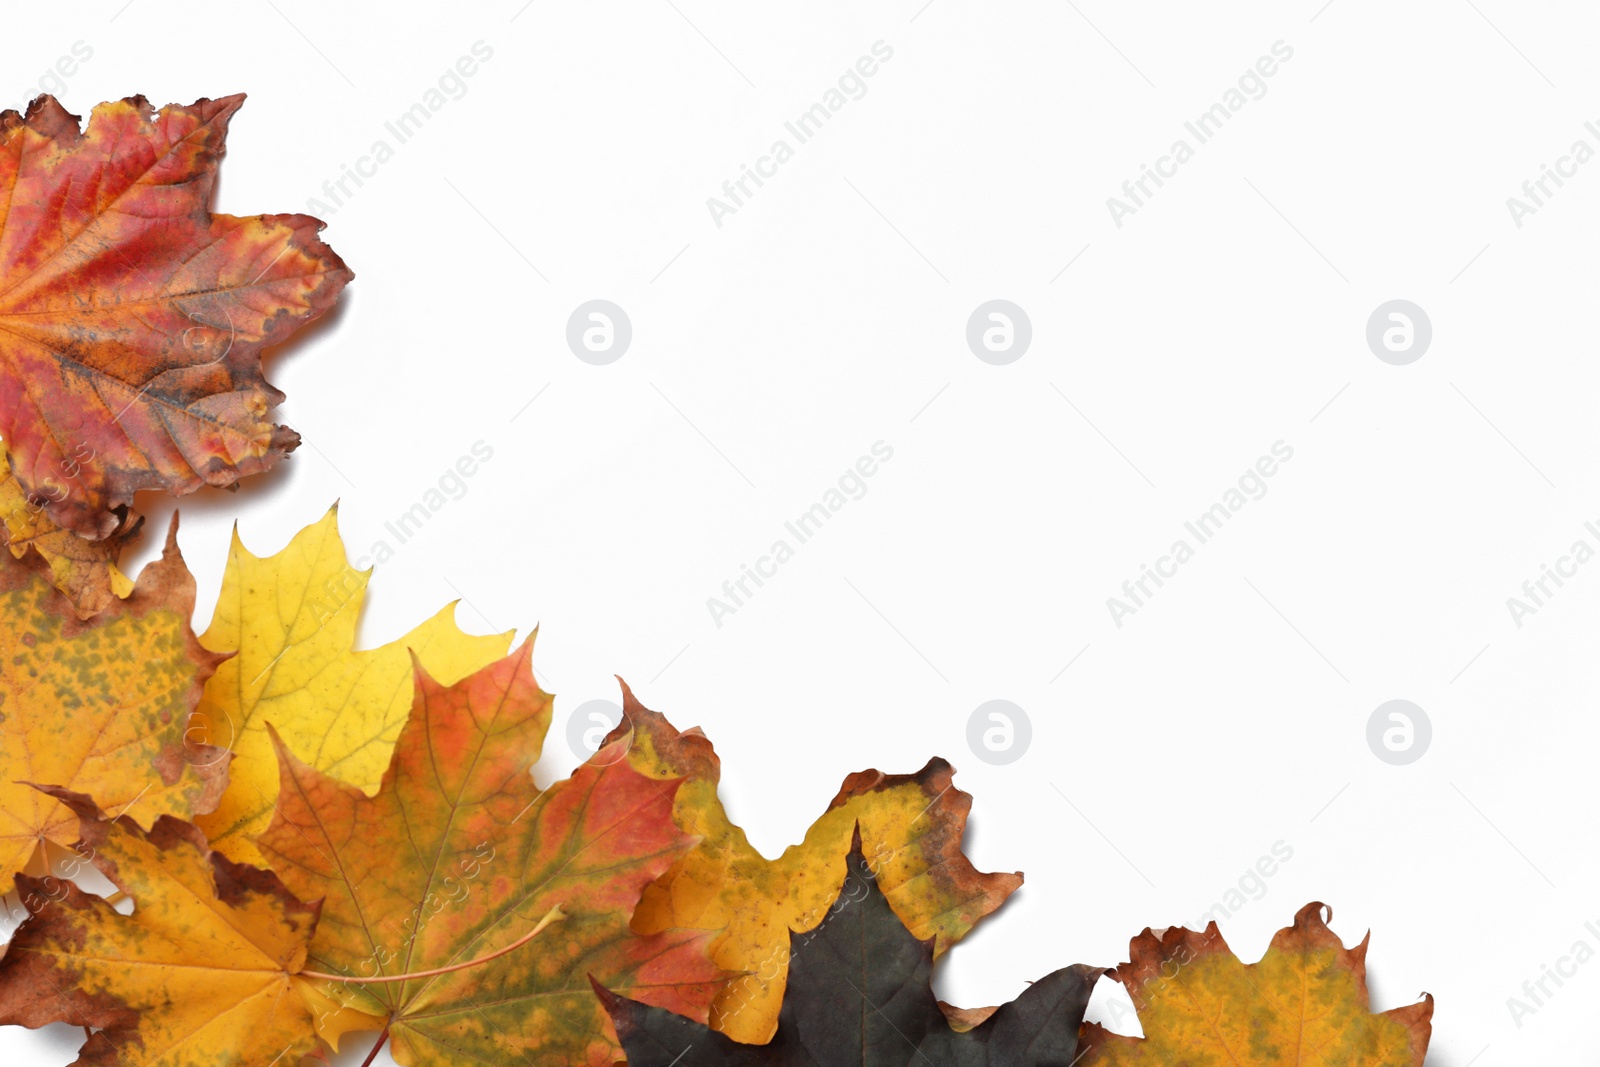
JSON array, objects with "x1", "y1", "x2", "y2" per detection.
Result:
[{"x1": 192, "y1": 507, "x2": 511, "y2": 865}]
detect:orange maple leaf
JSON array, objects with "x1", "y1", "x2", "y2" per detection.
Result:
[
  {"x1": 257, "y1": 641, "x2": 724, "y2": 1067},
  {"x1": 0, "y1": 94, "x2": 351, "y2": 541}
]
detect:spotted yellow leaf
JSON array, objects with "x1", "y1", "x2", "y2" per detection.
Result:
[
  {"x1": 0, "y1": 519, "x2": 226, "y2": 893},
  {"x1": 1080, "y1": 903, "x2": 1433, "y2": 1066}
]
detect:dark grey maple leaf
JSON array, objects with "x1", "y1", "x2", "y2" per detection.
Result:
[{"x1": 594, "y1": 828, "x2": 1102, "y2": 1066}]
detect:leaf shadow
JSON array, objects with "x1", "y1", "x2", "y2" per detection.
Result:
[{"x1": 117, "y1": 288, "x2": 356, "y2": 579}]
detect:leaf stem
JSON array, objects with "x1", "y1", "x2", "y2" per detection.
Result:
[
  {"x1": 300, "y1": 905, "x2": 564, "y2": 984},
  {"x1": 357, "y1": 1023, "x2": 389, "y2": 1067}
]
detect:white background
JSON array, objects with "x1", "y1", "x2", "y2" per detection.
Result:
[{"x1": 6, "y1": 1, "x2": 1600, "y2": 1063}]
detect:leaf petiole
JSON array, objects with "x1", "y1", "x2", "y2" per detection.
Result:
[
  {"x1": 299, "y1": 905, "x2": 564, "y2": 984},
  {"x1": 356, "y1": 1023, "x2": 389, "y2": 1067}
]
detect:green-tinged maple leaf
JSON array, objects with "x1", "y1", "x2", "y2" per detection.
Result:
[
  {"x1": 256, "y1": 639, "x2": 725, "y2": 1067},
  {"x1": 598, "y1": 829, "x2": 1101, "y2": 1066}
]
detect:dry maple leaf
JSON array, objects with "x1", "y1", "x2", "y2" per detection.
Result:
[
  {"x1": 609, "y1": 684, "x2": 1023, "y2": 1044},
  {"x1": 190, "y1": 506, "x2": 510, "y2": 866},
  {"x1": 0, "y1": 787, "x2": 324, "y2": 1067},
  {"x1": 598, "y1": 829, "x2": 1102, "y2": 1066},
  {"x1": 1080, "y1": 902, "x2": 1433, "y2": 1067},
  {"x1": 256, "y1": 640, "x2": 724, "y2": 1067},
  {"x1": 0, "y1": 439, "x2": 139, "y2": 618},
  {"x1": 0, "y1": 516, "x2": 228, "y2": 893},
  {"x1": 0, "y1": 93, "x2": 351, "y2": 541}
]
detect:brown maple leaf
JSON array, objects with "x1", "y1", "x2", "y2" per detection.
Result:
[{"x1": 0, "y1": 93, "x2": 351, "y2": 541}]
